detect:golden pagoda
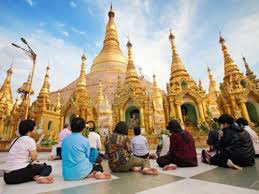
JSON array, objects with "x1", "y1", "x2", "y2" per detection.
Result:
[{"x1": 167, "y1": 30, "x2": 207, "y2": 125}]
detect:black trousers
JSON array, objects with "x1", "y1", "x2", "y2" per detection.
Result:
[
  {"x1": 90, "y1": 164, "x2": 104, "y2": 173},
  {"x1": 4, "y1": 163, "x2": 52, "y2": 184},
  {"x1": 157, "y1": 154, "x2": 172, "y2": 168},
  {"x1": 56, "y1": 147, "x2": 62, "y2": 159},
  {"x1": 133, "y1": 153, "x2": 149, "y2": 159}
]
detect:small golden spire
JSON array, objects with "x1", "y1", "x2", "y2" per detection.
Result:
[
  {"x1": 169, "y1": 29, "x2": 184, "y2": 66},
  {"x1": 152, "y1": 74, "x2": 162, "y2": 98},
  {"x1": 207, "y1": 66, "x2": 217, "y2": 93},
  {"x1": 97, "y1": 80, "x2": 104, "y2": 103},
  {"x1": 0, "y1": 63, "x2": 14, "y2": 106},
  {"x1": 39, "y1": 65, "x2": 50, "y2": 95},
  {"x1": 242, "y1": 56, "x2": 256, "y2": 80},
  {"x1": 125, "y1": 39, "x2": 139, "y2": 84},
  {"x1": 219, "y1": 33, "x2": 234, "y2": 65},
  {"x1": 77, "y1": 53, "x2": 87, "y2": 88},
  {"x1": 55, "y1": 90, "x2": 61, "y2": 112},
  {"x1": 108, "y1": 2, "x2": 114, "y2": 18}
]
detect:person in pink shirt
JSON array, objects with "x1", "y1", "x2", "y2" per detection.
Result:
[{"x1": 50, "y1": 124, "x2": 71, "y2": 160}]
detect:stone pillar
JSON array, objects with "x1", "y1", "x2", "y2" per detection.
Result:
[
  {"x1": 176, "y1": 103, "x2": 183, "y2": 123},
  {"x1": 240, "y1": 100, "x2": 251, "y2": 122},
  {"x1": 198, "y1": 102, "x2": 205, "y2": 122},
  {"x1": 119, "y1": 108, "x2": 124, "y2": 121}
]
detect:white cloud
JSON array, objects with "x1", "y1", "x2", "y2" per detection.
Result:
[
  {"x1": 70, "y1": 1, "x2": 76, "y2": 8},
  {"x1": 71, "y1": 27, "x2": 86, "y2": 35},
  {"x1": 25, "y1": 0, "x2": 33, "y2": 6},
  {"x1": 63, "y1": 31, "x2": 69, "y2": 37}
]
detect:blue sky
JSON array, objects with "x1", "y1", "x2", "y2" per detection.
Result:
[{"x1": 0, "y1": 0, "x2": 259, "y2": 100}]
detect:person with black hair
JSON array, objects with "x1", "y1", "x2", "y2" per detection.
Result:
[
  {"x1": 131, "y1": 127, "x2": 149, "y2": 159},
  {"x1": 87, "y1": 121, "x2": 102, "y2": 150},
  {"x1": 62, "y1": 117, "x2": 111, "y2": 180},
  {"x1": 202, "y1": 114, "x2": 255, "y2": 170},
  {"x1": 106, "y1": 121, "x2": 158, "y2": 175},
  {"x1": 4, "y1": 120, "x2": 53, "y2": 184},
  {"x1": 156, "y1": 119, "x2": 198, "y2": 170},
  {"x1": 236, "y1": 117, "x2": 259, "y2": 156}
]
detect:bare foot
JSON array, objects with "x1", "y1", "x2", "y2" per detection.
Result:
[
  {"x1": 131, "y1": 167, "x2": 142, "y2": 172},
  {"x1": 142, "y1": 168, "x2": 158, "y2": 175},
  {"x1": 103, "y1": 172, "x2": 112, "y2": 179},
  {"x1": 163, "y1": 164, "x2": 177, "y2": 171},
  {"x1": 35, "y1": 176, "x2": 53, "y2": 184},
  {"x1": 87, "y1": 171, "x2": 97, "y2": 178},
  {"x1": 227, "y1": 159, "x2": 242, "y2": 170},
  {"x1": 47, "y1": 176, "x2": 54, "y2": 183}
]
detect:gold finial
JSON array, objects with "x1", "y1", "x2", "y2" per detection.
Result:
[
  {"x1": 77, "y1": 53, "x2": 87, "y2": 88},
  {"x1": 169, "y1": 28, "x2": 175, "y2": 40},
  {"x1": 108, "y1": 2, "x2": 115, "y2": 18}
]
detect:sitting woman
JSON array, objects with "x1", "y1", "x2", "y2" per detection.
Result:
[
  {"x1": 62, "y1": 117, "x2": 111, "y2": 181},
  {"x1": 4, "y1": 120, "x2": 53, "y2": 184},
  {"x1": 106, "y1": 122, "x2": 158, "y2": 175},
  {"x1": 157, "y1": 119, "x2": 198, "y2": 170},
  {"x1": 236, "y1": 117, "x2": 259, "y2": 157},
  {"x1": 131, "y1": 127, "x2": 149, "y2": 159}
]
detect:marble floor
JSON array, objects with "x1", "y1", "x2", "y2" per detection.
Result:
[{"x1": 0, "y1": 151, "x2": 258, "y2": 194}]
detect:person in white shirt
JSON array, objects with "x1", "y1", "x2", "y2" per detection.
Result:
[
  {"x1": 236, "y1": 118, "x2": 259, "y2": 156},
  {"x1": 87, "y1": 121, "x2": 102, "y2": 163},
  {"x1": 87, "y1": 121, "x2": 102, "y2": 150},
  {"x1": 50, "y1": 124, "x2": 71, "y2": 160},
  {"x1": 131, "y1": 127, "x2": 149, "y2": 159},
  {"x1": 4, "y1": 120, "x2": 53, "y2": 184}
]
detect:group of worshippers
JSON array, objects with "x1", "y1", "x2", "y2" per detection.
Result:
[{"x1": 2, "y1": 113, "x2": 258, "y2": 184}]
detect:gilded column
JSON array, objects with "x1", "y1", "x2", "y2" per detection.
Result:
[
  {"x1": 240, "y1": 100, "x2": 251, "y2": 122},
  {"x1": 198, "y1": 102, "x2": 205, "y2": 122},
  {"x1": 119, "y1": 108, "x2": 124, "y2": 121},
  {"x1": 140, "y1": 108, "x2": 145, "y2": 128},
  {"x1": 175, "y1": 103, "x2": 183, "y2": 123},
  {"x1": 169, "y1": 100, "x2": 176, "y2": 118}
]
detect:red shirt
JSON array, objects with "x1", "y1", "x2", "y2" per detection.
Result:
[{"x1": 169, "y1": 130, "x2": 198, "y2": 167}]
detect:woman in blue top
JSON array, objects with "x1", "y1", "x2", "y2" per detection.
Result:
[{"x1": 62, "y1": 117, "x2": 111, "y2": 180}]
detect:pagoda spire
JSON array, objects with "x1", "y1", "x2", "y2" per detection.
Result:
[
  {"x1": 153, "y1": 74, "x2": 162, "y2": 98},
  {"x1": 219, "y1": 34, "x2": 241, "y2": 77},
  {"x1": 169, "y1": 30, "x2": 188, "y2": 81},
  {"x1": 125, "y1": 39, "x2": 140, "y2": 84},
  {"x1": 55, "y1": 90, "x2": 61, "y2": 112},
  {"x1": 39, "y1": 65, "x2": 50, "y2": 96},
  {"x1": 97, "y1": 80, "x2": 104, "y2": 103},
  {"x1": 0, "y1": 64, "x2": 13, "y2": 106},
  {"x1": 77, "y1": 53, "x2": 87, "y2": 89},
  {"x1": 91, "y1": 5, "x2": 127, "y2": 72},
  {"x1": 242, "y1": 56, "x2": 256, "y2": 81},
  {"x1": 208, "y1": 67, "x2": 217, "y2": 93}
]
